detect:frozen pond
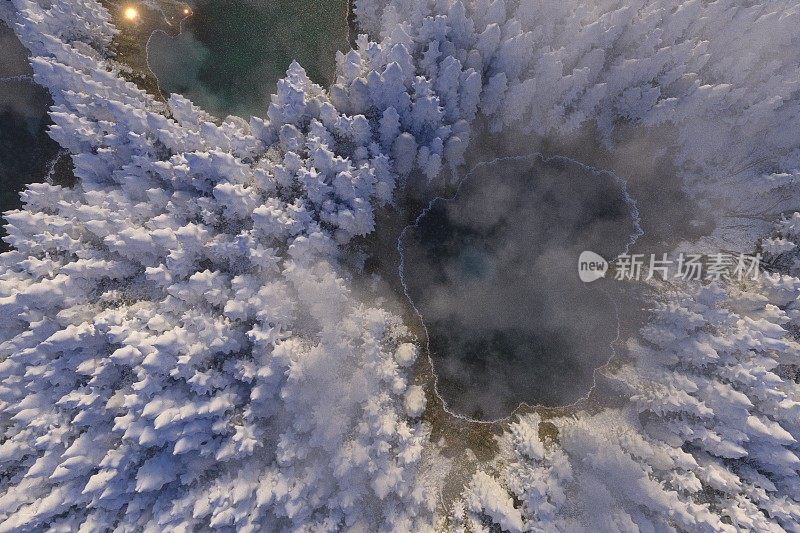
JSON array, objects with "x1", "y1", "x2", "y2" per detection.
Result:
[{"x1": 400, "y1": 156, "x2": 641, "y2": 420}]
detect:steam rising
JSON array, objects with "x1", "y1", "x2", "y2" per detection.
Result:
[{"x1": 400, "y1": 155, "x2": 641, "y2": 419}]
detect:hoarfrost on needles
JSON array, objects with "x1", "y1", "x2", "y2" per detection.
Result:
[{"x1": 1, "y1": 0, "x2": 800, "y2": 530}]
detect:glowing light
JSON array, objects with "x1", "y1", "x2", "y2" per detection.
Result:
[
  {"x1": 123, "y1": 6, "x2": 139, "y2": 21},
  {"x1": 183, "y1": 7, "x2": 191, "y2": 15}
]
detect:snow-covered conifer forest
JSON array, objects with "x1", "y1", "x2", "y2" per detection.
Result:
[{"x1": 0, "y1": 0, "x2": 799, "y2": 530}]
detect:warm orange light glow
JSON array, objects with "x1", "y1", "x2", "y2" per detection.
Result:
[
  {"x1": 183, "y1": 7, "x2": 191, "y2": 15},
  {"x1": 123, "y1": 6, "x2": 139, "y2": 21}
]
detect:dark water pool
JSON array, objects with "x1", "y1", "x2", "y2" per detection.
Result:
[
  {"x1": 0, "y1": 22, "x2": 74, "y2": 253},
  {"x1": 400, "y1": 156, "x2": 641, "y2": 420},
  {"x1": 147, "y1": 0, "x2": 350, "y2": 118},
  {"x1": 1, "y1": 1, "x2": 347, "y2": 251}
]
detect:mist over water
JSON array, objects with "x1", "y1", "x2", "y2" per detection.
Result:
[{"x1": 400, "y1": 156, "x2": 641, "y2": 420}]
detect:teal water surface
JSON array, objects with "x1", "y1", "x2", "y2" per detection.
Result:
[{"x1": 147, "y1": 0, "x2": 350, "y2": 118}]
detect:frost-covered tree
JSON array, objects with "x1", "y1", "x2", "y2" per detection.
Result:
[
  {"x1": 2, "y1": 0, "x2": 800, "y2": 530},
  {"x1": 559, "y1": 269, "x2": 800, "y2": 531},
  {"x1": 358, "y1": 0, "x2": 800, "y2": 183},
  {"x1": 0, "y1": 0, "x2": 456, "y2": 529}
]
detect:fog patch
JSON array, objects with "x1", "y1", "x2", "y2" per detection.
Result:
[{"x1": 400, "y1": 156, "x2": 640, "y2": 420}]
